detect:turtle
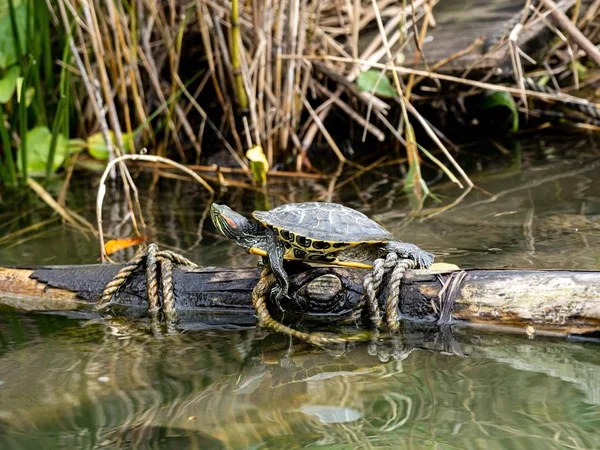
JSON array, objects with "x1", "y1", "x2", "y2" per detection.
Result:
[{"x1": 211, "y1": 202, "x2": 434, "y2": 299}]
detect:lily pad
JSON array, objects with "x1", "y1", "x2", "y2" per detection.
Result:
[
  {"x1": 356, "y1": 70, "x2": 397, "y2": 98},
  {"x1": 17, "y1": 125, "x2": 68, "y2": 176}
]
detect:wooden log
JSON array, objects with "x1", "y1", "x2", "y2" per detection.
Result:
[{"x1": 1, "y1": 264, "x2": 599, "y2": 338}]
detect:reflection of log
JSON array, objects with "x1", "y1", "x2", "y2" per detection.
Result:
[{"x1": 1, "y1": 264, "x2": 599, "y2": 337}]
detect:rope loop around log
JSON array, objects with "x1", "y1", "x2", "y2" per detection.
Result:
[
  {"x1": 96, "y1": 244, "x2": 198, "y2": 334},
  {"x1": 363, "y1": 254, "x2": 416, "y2": 331},
  {"x1": 252, "y1": 266, "x2": 366, "y2": 346},
  {"x1": 386, "y1": 258, "x2": 416, "y2": 331}
]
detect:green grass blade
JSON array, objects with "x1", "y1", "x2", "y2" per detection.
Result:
[
  {"x1": 18, "y1": 72, "x2": 28, "y2": 184},
  {"x1": 416, "y1": 143, "x2": 461, "y2": 187},
  {"x1": 6, "y1": 0, "x2": 23, "y2": 63},
  {"x1": 38, "y1": 3, "x2": 54, "y2": 94},
  {"x1": 0, "y1": 104, "x2": 17, "y2": 185},
  {"x1": 45, "y1": 39, "x2": 72, "y2": 179}
]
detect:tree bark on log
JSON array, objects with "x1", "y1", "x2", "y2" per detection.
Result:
[{"x1": 0, "y1": 265, "x2": 599, "y2": 338}]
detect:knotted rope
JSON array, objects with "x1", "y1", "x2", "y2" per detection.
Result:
[
  {"x1": 96, "y1": 243, "x2": 197, "y2": 334},
  {"x1": 362, "y1": 253, "x2": 416, "y2": 331}
]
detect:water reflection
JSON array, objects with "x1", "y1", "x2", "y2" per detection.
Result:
[{"x1": 0, "y1": 311, "x2": 598, "y2": 449}]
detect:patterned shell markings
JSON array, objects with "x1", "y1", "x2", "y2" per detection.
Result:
[{"x1": 252, "y1": 202, "x2": 395, "y2": 243}]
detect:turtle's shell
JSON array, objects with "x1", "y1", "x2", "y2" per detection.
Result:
[{"x1": 253, "y1": 202, "x2": 394, "y2": 246}]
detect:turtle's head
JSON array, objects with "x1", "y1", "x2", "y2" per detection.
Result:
[{"x1": 211, "y1": 203, "x2": 260, "y2": 249}]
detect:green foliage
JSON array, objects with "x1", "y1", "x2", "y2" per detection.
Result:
[
  {"x1": 17, "y1": 125, "x2": 68, "y2": 176},
  {"x1": 479, "y1": 91, "x2": 519, "y2": 132},
  {"x1": 87, "y1": 132, "x2": 110, "y2": 161},
  {"x1": 0, "y1": 0, "x2": 74, "y2": 186},
  {"x1": 0, "y1": 64, "x2": 19, "y2": 103},
  {"x1": 356, "y1": 70, "x2": 398, "y2": 98},
  {"x1": 0, "y1": 0, "x2": 26, "y2": 70}
]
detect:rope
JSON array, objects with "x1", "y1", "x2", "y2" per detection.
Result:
[
  {"x1": 385, "y1": 259, "x2": 416, "y2": 331},
  {"x1": 252, "y1": 266, "x2": 365, "y2": 346},
  {"x1": 96, "y1": 244, "x2": 197, "y2": 334},
  {"x1": 96, "y1": 251, "x2": 147, "y2": 310},
  {"x1": 146, "y1": 243, "x2": 160, "y2": 322},
  {"x1": 363, "y1": 253, "x2": 401, "y2": 328},
  {"x1": 362, "y1": 253, "x2": 414, "y2": 331}
]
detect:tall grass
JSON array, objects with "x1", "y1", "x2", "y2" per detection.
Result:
[
  {"x1": 28, "y1": 0, "x2": 456, "y2": 186},
  {"x1": 1, "y1": 0, "x2": 599, "y2": 193}
]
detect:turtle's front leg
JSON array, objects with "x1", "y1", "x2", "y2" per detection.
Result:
[
  {"x1": 265, "y1": 229, "x2": 290, "y2": 297},
  {"x1": 386, "y1": 241, "x2": 434, "y2": 269}
]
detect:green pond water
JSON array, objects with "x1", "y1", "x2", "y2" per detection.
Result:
[{"x1": 0, "y1": 135, "x2": 600, "y2": 449}]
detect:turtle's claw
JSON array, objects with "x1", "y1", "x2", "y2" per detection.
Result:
[
  {"x1": 389, "y1": 242, "x2": 435, "y2": 269},
  {"x1": 417, "y1": 250, "x2": 435, "y2": 269},
  {"x1": 271, "y1": 285, "x2": 291, "y2": 312}
]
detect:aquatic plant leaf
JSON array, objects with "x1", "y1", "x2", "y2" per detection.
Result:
[
  {"x1": 24, "y1": 85, "x2": 33, "y2": 106},
  {"x1": 87, "y1": 131, "x2": 134, "y2": 160},
  {"x1": 356, "y1": 70, "x2": 397, "y2": 98},
  {"x1": 87, "y1": 131, "x2": 112, "y2": 161},
  {"x1": 17, "y1": 125, "x2": 68, "y2": 176},
  {"x1": 0, "y1": 64, "x2": 19, "y2": 103},
  {"x1": 246, "y1": 145, "x2": 269, "y2": 187},
  {"x1": 479, "y1": 91, "x2": 519, "y2": 132},
  {"x1": 0, "y1": 0, "x2": 26, "y2": 70}
]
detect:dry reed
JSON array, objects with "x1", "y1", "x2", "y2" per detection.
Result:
[{"x1": 54, "y1": 0, "x2": 600, "y2": 191}]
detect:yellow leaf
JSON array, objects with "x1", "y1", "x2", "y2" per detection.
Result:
[
  {"x1": 246, "y1": 145, "x2": 269, "y2": 187},
  {"x1": 104, "y1": 236, "x2": 150, "y2": 255}
]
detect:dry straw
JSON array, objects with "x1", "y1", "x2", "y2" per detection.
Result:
[{"x1": 56, "y1": 0, "x2": 600, "y2": 190}]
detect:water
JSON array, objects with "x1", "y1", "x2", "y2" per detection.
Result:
[{"x1": 1, "y1": 135, "x2": 599, "y2": 449}]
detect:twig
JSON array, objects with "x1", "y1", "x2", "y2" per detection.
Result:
[
  {"x1": 27, "y1": 178, "x2": 88, "y2": 235},
  {"x1": 298, "y1": 88, "x2": 348, "y2": 165},
  {"x1": 288, "y1": 55, "x2": 600, "y2": 108},
  {"x1": 312, "y1": 81, "x2": 386, "y2": 141},
  {"x1": 96, "y1": 154, "x2": 214, "y2": 261},
  {"x1": 540, "y1": 0, "x2": 600, "y2": 67}
]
